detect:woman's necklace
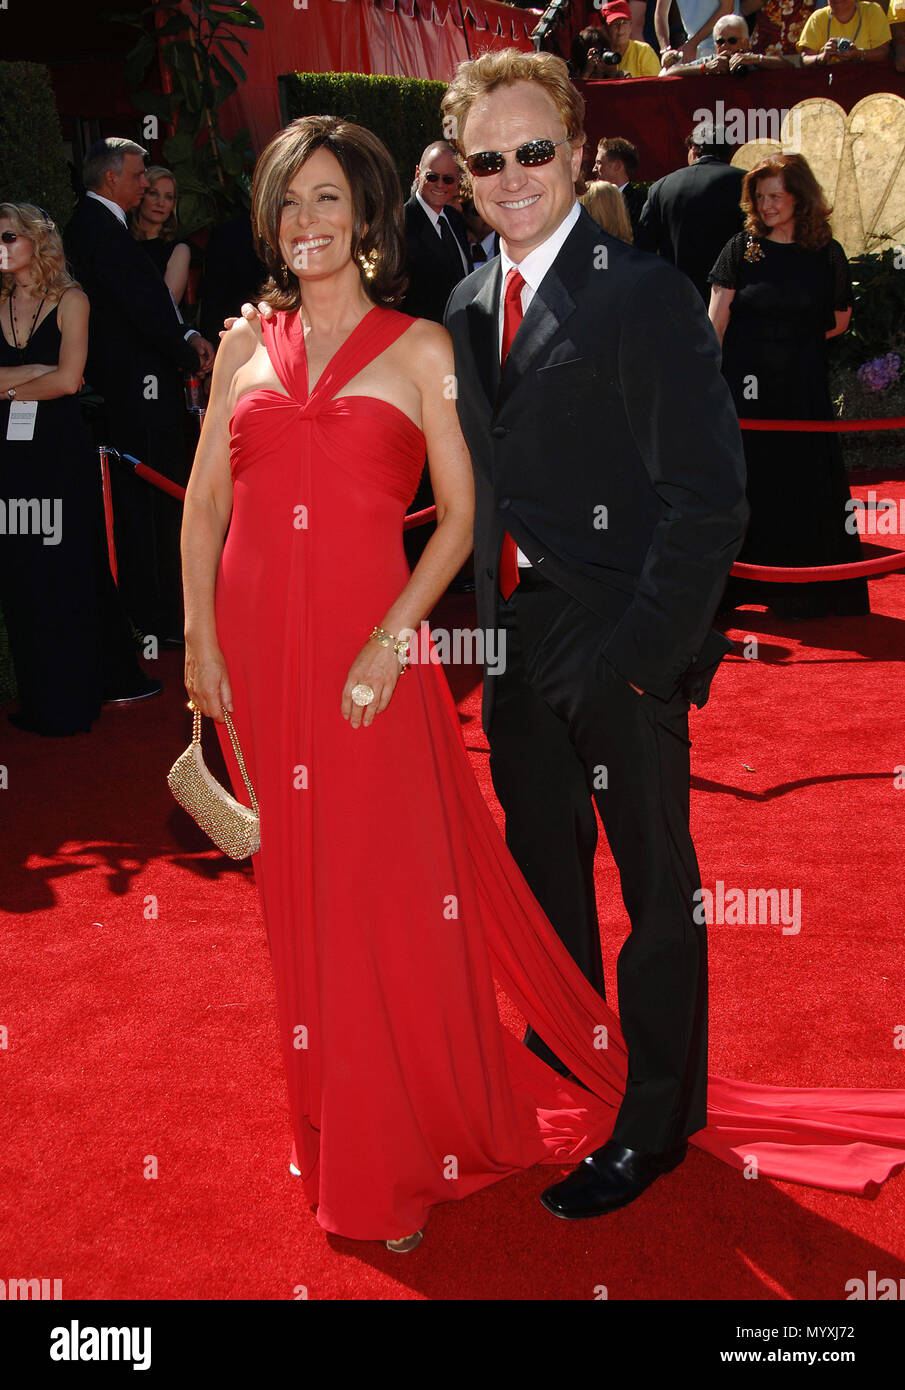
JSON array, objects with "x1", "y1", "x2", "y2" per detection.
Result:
[{"x1": 9, "y1": 288, "x2": 45, "y2": 362}]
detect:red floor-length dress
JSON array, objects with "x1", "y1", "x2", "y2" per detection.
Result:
[{"x1": 213, "y1": 305, "x2": 905, "y2": 1240}]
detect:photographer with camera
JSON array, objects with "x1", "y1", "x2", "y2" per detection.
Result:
[
  {"x1": 661, "y1": 12, "x2": 788, "y2": 72},
  {"x1": 798, "y1": 0, "x2": 892, "y2": 65},
  {"x1": 570, "y1": 5, "x2": 661, "y2": 80}
]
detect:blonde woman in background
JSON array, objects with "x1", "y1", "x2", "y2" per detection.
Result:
[
  {"x1": 579, "y1": 179, "x2": 634, "y2": 242},
  {"x1": 0, "y1": 202, "x2": 158, "y2": 733},
  {"x1": 129, "y1": 166, "x2": 191, "y2": 309}
]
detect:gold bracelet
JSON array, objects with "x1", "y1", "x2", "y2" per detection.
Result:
[{"x1": 369, "y1": 625, "x2": 410, "y2": 668}]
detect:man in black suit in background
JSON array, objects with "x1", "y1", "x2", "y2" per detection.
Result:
[
  {"x1": 65, "y1": 138, "x2": 214, "y2": 642},
  {"x1": 199, "y1": 212, "x2": 266, "y2": 347},
  {"x1": 443, "y1": 50, "x2": 747, "y2": 1217},
  {"x1": 592, "y1": 136, "x2": 646, "y2": 240},
  {"x1": 400, "y1": 141, "x2": 473, "y2": 324},
  {"x1": 401, "y1": 141, "x2": 474, "y2": 569},
  {"x1": 636, "y1": 123, "x2": 746, "y2": 301}
]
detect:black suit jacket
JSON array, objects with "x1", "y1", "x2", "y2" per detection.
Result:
[
  {"x1": 199, "y1": 212, "x2": 266, "y2": 346},
  {"x1": 444, "y1": 206, "x2": 748, "y2": 728},
  {"x1": 622, "y1": 182, "x2": 647, "y2": 240},
  {"x1": 64, "y1": 196, "x2": 199, "y2": 443},
  {"x1": 400, "y1": 196, "x2": 472, "y2": 324},
  {"x1": 636, "y1": 156, "x2": 746, "y2": 302}
]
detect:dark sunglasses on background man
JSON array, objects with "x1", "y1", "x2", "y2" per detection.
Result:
[
  {"x1": 423, "y1": 172, "x2": 458, "y2": 185},
  {"x1": 465, "y1": 137, "x2": 571, "y2": 178}
]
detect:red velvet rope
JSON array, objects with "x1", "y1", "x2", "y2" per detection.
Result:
[
  {"x1": 402, "y1": 504, "x2": 905, "y2": 580},
  {"x1": 104, "y1": 440, "x2": 905, "y2": 584},
  {"x1": 121, "y1": 452, "x2": 188, "y2": 502},
  {"x1": 739, "y1": 417, "x2": 905, "y2": 433},
  {"x1": 732, "y1": 552, "x2": 905, "y2": 581}
]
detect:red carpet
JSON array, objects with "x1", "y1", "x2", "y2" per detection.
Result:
[{"x1": 2, "y1": 474, "x2": 904, "y2": 1300}]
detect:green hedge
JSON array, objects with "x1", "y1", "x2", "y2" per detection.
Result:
[
  {"x1": 281, "y1": 72, "x2": 448, "y2": 191},
  {"x1": 0, "y1": 62, "x2": 75, "y2": 229}
]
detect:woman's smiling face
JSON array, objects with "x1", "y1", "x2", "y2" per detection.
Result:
[{"x1": 279, "y1": 147, "x2": 357, "y2": 280}]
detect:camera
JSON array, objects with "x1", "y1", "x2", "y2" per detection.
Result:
[
  {"x1": 836, "y1": 37, "x2": 853, "y2": 51},
  {"x1": 591, "y1": 47, "x2": 622, "y2": 66}
]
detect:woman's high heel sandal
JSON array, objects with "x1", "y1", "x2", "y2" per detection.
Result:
[{"x1": 386, "y1": 1230, "x2": 423, "y2": 1253}]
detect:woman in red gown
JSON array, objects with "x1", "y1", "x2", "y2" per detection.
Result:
[{"x1": 181, "y1": 117, "x2": 905, "y2": 1251}]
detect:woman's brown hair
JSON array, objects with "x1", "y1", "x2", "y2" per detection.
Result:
[
  {"x1": 251, "y1": 115, "x2": 407, "y2": 310},
  {"x1": 741, "y1": 153, "x2": 832, "y2": 251}
]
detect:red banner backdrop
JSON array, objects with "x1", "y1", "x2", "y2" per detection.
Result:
[
  {"x1": 581, "y1": 65, "x2": 905, "y2": 184},
  {"x1": 218, "y1": 0, "x2": 539, "y2": 153}
]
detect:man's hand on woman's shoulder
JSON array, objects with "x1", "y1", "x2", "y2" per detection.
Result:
[{"x1": 220, "y1": 301, "x2": 274, "y2": 338}]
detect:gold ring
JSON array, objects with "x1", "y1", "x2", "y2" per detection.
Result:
[{"x1": 351, "y1": 683, "x2": 375, "y2": 707}]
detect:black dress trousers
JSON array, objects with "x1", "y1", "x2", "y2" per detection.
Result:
[{"x1": 486, "y1": 574, "x2": 709, "y2": 1153}]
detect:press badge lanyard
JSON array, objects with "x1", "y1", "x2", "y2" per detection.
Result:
[
  {"x1": 6, "y1": 295, "x2": 45, "y2": 442},
  {"x1": 827, "y1": 3, "x2": 862, "y2": 44}
]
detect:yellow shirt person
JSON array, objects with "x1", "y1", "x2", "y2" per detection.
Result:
[
  {"x1": 798, "y1": 0, "x2": 891, "y2": 59},
  {"x1": 619, "y1": 38, "x2": 663, "y2": 76},
  {"x1": 597, "y1": 0, "x2": 663, "y2": 77}
]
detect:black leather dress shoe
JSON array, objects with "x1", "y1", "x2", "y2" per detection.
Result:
[{"x1": 540, "y1": 1140, "x2": 688, "y2": 1220}]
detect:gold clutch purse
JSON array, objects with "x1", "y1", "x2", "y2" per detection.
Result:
[{"x1": 167, "y1": 702, "x2": 260, "y2": 859}]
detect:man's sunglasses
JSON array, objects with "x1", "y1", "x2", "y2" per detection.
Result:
[
  {"x1": 424, "y1": 172, "x2": 458, "y2": 185},
  {"x1": 465, "y1": 137, "x2": 571, "y2": 178},
  {"x1": 715, "y1": 35, "x2": 742, "y2": 43}
]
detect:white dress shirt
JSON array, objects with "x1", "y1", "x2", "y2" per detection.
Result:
[
  {"x1": 87, "y1": 190, "x2": 127, "y2": 226},
  {"x1": 497, "y1": 199, "x2": 582, "y2": 566},
  {"x1": 415, "y1": 190, "x2": 470, "y2": 275}
]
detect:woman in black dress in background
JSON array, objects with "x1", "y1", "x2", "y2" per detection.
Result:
[
  {"x1": 130, "y1": 167, "x2": 192, "y2": 310},
  {"x1": 708, "y1": 153, "x2": 869, "y2": 619},
  {"x1": 0, "y1": 203, "x2": 157, "y2": 735}
]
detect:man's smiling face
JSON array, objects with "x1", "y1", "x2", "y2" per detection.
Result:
[{"x1": 462, "y1": 81, "x2": 582, "y2": 263}]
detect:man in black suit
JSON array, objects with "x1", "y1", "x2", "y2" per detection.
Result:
[
  {"x1": 400, "y1": 141, "x2": 473, "y2": 324},
  {"x1": 636, "y1": 123, "x2": 746, "y2": 301},
  {"x1": 442, "y1": 50, "x2": 747, "y2": 1217},
  {"x1": 592, "y1": 136, "x2": 646, "y2": 239},
  {"x1": 65, "y1": 138, "x2": 214, "y2": 641},
  {"x1": 401, "y1": 141, "x2": 474, "y2": 569}
]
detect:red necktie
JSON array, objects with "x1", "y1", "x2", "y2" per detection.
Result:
[{"x1": 498, "y1": 267, "x2": 525, "y2": 601}]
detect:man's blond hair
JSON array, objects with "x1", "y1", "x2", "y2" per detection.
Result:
[{"x1": 441, "y1": 48, "x2": 586, "y2": 153}]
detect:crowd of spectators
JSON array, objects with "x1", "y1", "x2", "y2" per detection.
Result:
[{"x1": 571, "y1": 0, "x2": 905, "y2": 75}]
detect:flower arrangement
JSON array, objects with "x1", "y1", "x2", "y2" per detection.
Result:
[{"x1": 856, "y1": 353, "x2": 901, "y2": 394}]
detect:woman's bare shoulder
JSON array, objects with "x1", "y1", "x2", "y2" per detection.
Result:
[
  {"x1": 219, "y1": 313, "x2": 265, "y2": 367},
  {"x1": 57, "y1": 285, "x2": 89, "y2": 314},
  {"x1": 395, "y1": 315, "x2": 454, "y2": 376}
]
